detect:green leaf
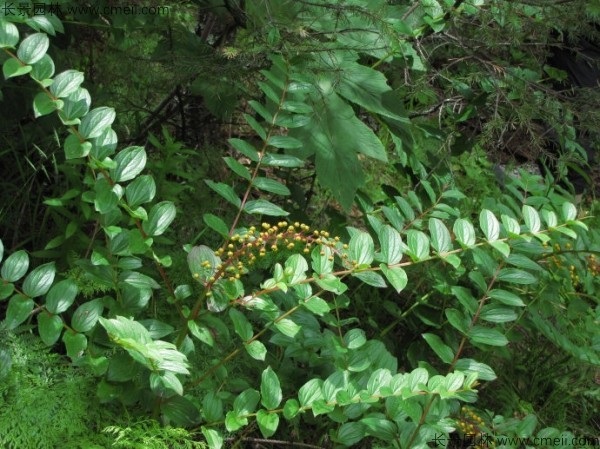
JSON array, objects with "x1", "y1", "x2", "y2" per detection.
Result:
[
  {"x1": 303, "y1": 296, "x2": 329, "y2": 315},
  {"x1": 268, "y1": 135, "x2": 303, "y2": 149},
  {"x1": 429, "y1": 218, "x2": 452, "y2": 253},
  {"x1": 33, "y1": 92, "x2": 61, "y2": 117},
  {"x1": 203, "y1": 213, "x2": 229, "y2": 237},
  {"x1": 38, "y1": 312, "x2": 63, "y2": 345},
  {"x1": 228, "y1": 138, "x2": 259, "y2": 162},
  {"x1": 141, "y1": 319, "x2": 174, "y2": 339},
  {"x1": 244, "y1": 199, "x2": 288, "y2": 216},
  {"x1": 298, "y1": 378, "x2": 324, "y2": 407},
  {"x1": 230, "y1": 308, "x2": 253, "y2": 341},
  {"x1": 274, "y1": 318, "x2": 301, "y2": 337},
  {"x1": 253, "y1": 177, "x2": 291, "y2": 196},
  {"x1": 62, "y1": 331, "x2": 87, "y2": 358},
  {"x1": 353, "y1": 271, "x2": 387, "y2": 287},
  {"x1": 422, "y1": 333, "x2": 454, "y2": 364},
  {"x1": 479, "y1": 304, "x2": 518, "y2": 323},
  {"x1": 205, "y1": 180, "x2": 240, "y2": 207},
  {"x1": 315, "y1": 273, "x2": 347, "y2": 294},
  {"x1": 17, "y1": 33, "x2": 49, "y2": 64},
  {"x1": 243, "y1": 113, "x2": 267, "y2": 139},
  {"x1": 30, "y1": 54, "x2": 54, "y2": 81},
  {"x1": 469, "y1": 326, "x2": 508, "y2": 346},
  {"x1": 488, "y1": 289, "x2": 525, "y2": 307},
  {"x1": 3, "y1": 58, "x2": 31, "y2": 79},
  {"x1": 506, "y1": 254, "x2": 543, "y2": 272},
  {"x1": 293, "y1": 89, "x2": 390, "y2": 209},
  {"x1": 151, "y1": 371, "x2": 183, "y2": 396},
  {"x1": 3, "y1": 294, "x2": 33, "y2": 329},
  {"x1": 22, "y1": 262, "x2": 55, "y2": 297},
  {"x1": 407, "y1": 367, "x2": 429, "y2": 391},
  {"x1": 311, "y1": 245, "x2": 333, "y2": 275},
  {"x1": 453, "y1": 218, "x2": 476, "y2": 247},
  {"x1": 188, "y1": 320, "x2": 214, "y2": 347},
  {"x1": 501, "y1": 214, "x2": 521, "y2": 236},
  {"x1": 224, "y1": 156, "x2": 251, "y2": 180},
  {"x1": 1, "y1": 250, "x2": 29, "y2": 282},
  {"x1": 262, "y1": 153, "x2": 304, "y2": 168},
  {"x1": 0, "y1": 20, "x2": 19, "y2": 48},
  {"x1": 50, "y1": 70, "x2": 85, "y2": 98},
  {"x1": 162, "y1": 395, "x2": 200, "y2": 425},
  {"x1": 522, "y1": 205, "x2": 541, "y2": 233},
  {"x1": 407, "y1": 230, "x2": 430, "y2": 260},
  {"x1": 541, "y1": 209, "x2": 558, "y2": 228},
  {"x1": 245, "y1": 340, "x2": 266, "y2": 360},
  {"x1": 203, "y1": 391, "x2": 223, "y2": 421},
  {"x1": 454, "y1": 358, "x2": 497, "y2": 381},
  {"x1": 60, "y1": 87, "x2": 90, "y2": 121},
  {"x1": 28, "y1": 15, "x2": 62, "y2": 37},
  {"x1": 480, "y1": 209, "x2": 500, "y2": 241},
  {"x1": 143, "y1": 201, "x2": 176, "y2": 236},
  {"x1": 126, "y1": 175, "x2": 156, "y2": 208},
  {"x1": 71, "y1": 298, "x2": 103, "y2": 332},
  {"x1": 337, "y1": 61, "x2": 404, "y2": 120},
  {"x1": 445, "y1": 308, "x2": 468, "y2": 334},
  {"x1": 93, "y1": 178, "x2": 118, "y2": 213},
  {"x1": 111, "y1": 146, "x2": 147, "y2": 182},
  {"x1": 361, "y1": 417, "x2": 398, "y2": 440},
  {"x1": 187, "y1": 245, "x2": 220, "y2": 283},
  {"x1": 91, "y1": 127, "x2": 118, "y2": 159},
  {"x1": 225, "y1": 411, "x2": 248, "y2": 432},
  {"x1": 562, "y1": 202, "x2": 577, "y2": 221},
  {"x1": 64, "y1": 134, "x2": 92, "y2": 159},
  {"x1": 349, "y1": 231, "x2": 374, "y2": 266},
  {"x1": 45, "y1": 279, "x2": 78, "y2": 314},
  {"x1": 256, "y1": 410, "x2": 279, "y2": 438},
  {"x1": 201, "y1": 427, "x2": 223, "y2": 449},
  {"x1": 118, "y1": 271, "x2": 160, "y2": 289},
  {"x1": 336, "y1": 422, "x2": 366, "y2": 446},
  {"x1": 248, "y1": 99, "x2": 273, "y2": 121},
  {"x1": 490, "y1": 240, "x2": 511, "y2": 258},
  {"x1": 79, "y1": 106, "x2": 116, "y2": 139},
  {"x1": 0, "y1": 283, "x2": 13, "y2": 300},
  {"x1": 261, "y1": 366, "x2": 282, "y2": 410},
  {"x1": 0, "y1": 348, "x2": 11, "y2": 380},
  {"x1": 283, "y1": 399, "x2": 300, "y2": 419},
  {"x1": 497, "y1": 268, "x2": 537, "y2": 284},
  {"x1": 281, "y1": 100, "x2": 312, "y2": 113},
  {"x1": 344, "y1": 328, "x2": 367, "y2": 349},
  {"x1": 379, "y1": 225, "x2": 403, "y2": 264},
  {"x1": 234, "y1": 388, "x2": 260, "y2": 415}
]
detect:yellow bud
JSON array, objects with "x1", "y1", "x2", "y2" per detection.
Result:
[{"x1": 193, "y1": 273, "x2": 200, "y2": 278}]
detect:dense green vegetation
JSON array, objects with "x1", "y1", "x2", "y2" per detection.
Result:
[{"x1": 0, "y1": 1, "x2": 598, "y2": 448}]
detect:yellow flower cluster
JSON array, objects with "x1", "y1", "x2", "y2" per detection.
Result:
[
  {"x1": 457, "y1": 406, "x2": 496, "y2": 449},
  {"x1": 543, "y1": 241, "x2": 598, "y2": 288},
  {"x1": 209, "y1": 222, "x2": 341, "y2": 283}
]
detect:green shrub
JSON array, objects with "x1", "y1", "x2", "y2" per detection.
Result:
[{"x1": 0, "y1": 4, "x2": 598, "y2": 449}]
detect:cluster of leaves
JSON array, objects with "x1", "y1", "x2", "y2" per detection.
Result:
[{"x1": 1, "y1": 2, "x2": 599, "y2": 449}]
